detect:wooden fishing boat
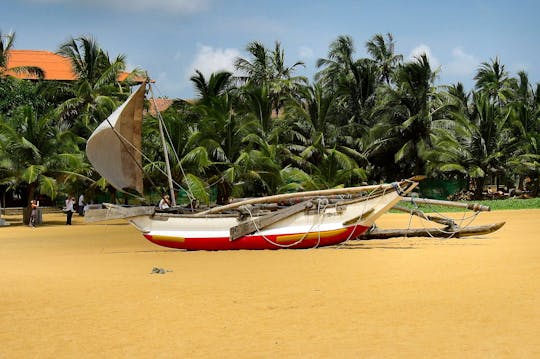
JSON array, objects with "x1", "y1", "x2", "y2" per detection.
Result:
[{"x1": 85, "y1": 82, "x2": 420, "y2": 250}]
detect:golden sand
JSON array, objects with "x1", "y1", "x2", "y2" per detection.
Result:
[{"x1": 1, "y1": 209, "x2": 539, "y2": 358}]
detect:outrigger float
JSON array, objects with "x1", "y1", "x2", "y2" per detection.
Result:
[
  {"x1": 85, "y1": 82, "x2": 505, "y2": 250},
  {"x1": 358, "y1": 197, "x2": 505, "y2": 240}
]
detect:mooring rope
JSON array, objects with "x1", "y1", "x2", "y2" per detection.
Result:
[
  {"x1": 336, "y1": 185, "x2": 391, "y2": 248},
  {"x1": 244, "y1": 198, "x2": 329, "y2": 248},
  {"x1": 406, "y1": 201, "x2": 482, "y2": 239}
]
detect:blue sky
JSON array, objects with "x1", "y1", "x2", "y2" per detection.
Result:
[{"x1": 2, "y1": 0, "x2": 539, "y2": 99}]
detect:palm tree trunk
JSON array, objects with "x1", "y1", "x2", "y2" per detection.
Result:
[
  {"x1": 107, "y1": 186, "x2": 117, "y2": 204},
  {"x1": 216, "y1": 181, "x2": 232, "y2": 205},
  {"x1": 474, "y1": 177, "x2": 486, "y2": 200}
]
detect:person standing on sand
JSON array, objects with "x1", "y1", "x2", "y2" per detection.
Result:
[
  {"x1": 65, "y1": 196, "x2": 74, "y2": 225},
  {"x1": 29, "y1": 199, "x2": 39, "y2": 227},
  {"x1": 78, "y1": 194, "x2": 85, "y2": 216}
]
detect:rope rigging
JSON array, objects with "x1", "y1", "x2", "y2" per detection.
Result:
[{"x1": 402, "y1": 197, "x2": 482, "y2": 238}]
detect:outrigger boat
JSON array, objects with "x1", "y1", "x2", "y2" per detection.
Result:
[{"x1": 85, "y1": 82, "x2": 503, "y2": 250}]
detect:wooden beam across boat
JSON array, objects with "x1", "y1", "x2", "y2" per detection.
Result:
[
  {"x1": 400, "y1": 197, "x2": 490, "y2": 212},
  {"x1": 229, "y1": 200, "x2": 313, "y2": 241},
  {"x1": 84, "y1": 204, "x2": 155, "y2": 222}
]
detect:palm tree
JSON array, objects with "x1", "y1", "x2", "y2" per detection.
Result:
[
  {"x1": 474, "y1": 57, "x2": 513, "y2": 105},
  {"x1": 234, "y1": 41, "x2": 269, "y2": 85},
  {"x1": 0, "y1": 105, "x2": 86, "y2": 220},
  {"x1": 159, "y1": 70, "x2": 243, "y2": 203},
  {"x1": 234, "y1": 41, "x2": 305, "y2": 116},
  {"x1": 505, "y1": 71, "x2": 540, "y2": 193},
  {"x1": 372, "y1": 54, "x2": 440, "y2": 178},
  {"x1": 56, "y1": 35, "x2": 141, "y2": 138},
  {"x1": 365, "y1": 33, "x2": 402, "y2": 85},
  {"x1": 316, "y1": 35, "x2": 356, "y2": 91},
  {"x1": 281, "y1": 83, "x2": 368, "y2": 189},
  {"x1": 190, "y1": 70, "x2": 233, "y2": 105},
  {"x1": 426, "y1": 91, "x2": 515, "y2": 198},
  {"x1": 316, "y1": 35, "x2": 380, "y2": 131},
  {"x1": 142, "y1": 106, "x2": 211, "y2": 205}
]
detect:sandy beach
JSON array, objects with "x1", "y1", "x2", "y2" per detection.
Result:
[{"x1": 1, "y1": 209, "x2": 539, "y2": 358}]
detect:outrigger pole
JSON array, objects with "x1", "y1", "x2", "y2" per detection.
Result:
[{"x1": 400, "y1": 197, "x2": 490, "y2": 212}]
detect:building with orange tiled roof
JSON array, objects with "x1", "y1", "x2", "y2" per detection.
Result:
[
  {"x1": 147, "y1": 98, "x2": 175, "y2": 116},
  {"x1": 6, "y1": 49, "x2": 173, "y2": 113},
  {"x1": 6, "y1": 50, "x2": 76, "y2": 80},
  {"x1": 5, "y1": 49, "x2": 142, "y2": 82}
]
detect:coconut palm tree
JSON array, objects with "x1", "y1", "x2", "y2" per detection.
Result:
[
  {"x1": 234, "y1": 41, "x2": 305, "y2": 116},
  {"x1": 281, "y1": 83, "x2": 368, "y2": 188},
  {"x1": 371, "y1": 54, "x2": 440, "y2": 178},
  {"x1": 365, "y1": 32, "x2": 402, "y2": 85},
  {"x1": 56, "y1": 35, "x2": 141, "y2": 138},
  {"x1": 505, "y1": 71, "x2": 540, "y2": 193},
  {"x1": 316, "y1": 35, "x2": 380, "y2": 131},
  {"x1": 474, "y1": 57, "x2": 513, "y2": 105},
  {"x1": 0, "y1": 105, "x2": 86, "y2": 220},
  {"x1": 426, "y1": 91, "x2": 515, "y2": 198},
  {"x1": 156, "y1": 70, "x2": 243, "y2": 203},
  {"x1": 190, "y1": 70, "x2": 233, "y2": 105}
]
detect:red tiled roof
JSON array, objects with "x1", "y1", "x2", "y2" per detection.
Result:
[
  {"x1": 5, "y1": 49, "x2": 143, "y2": 82},
  {"x1": 6, "y1": 50, "x2": 76, "y2": 80},
  {"x1": 147, "y1": 98, "x2": 174, "y2": 116}
]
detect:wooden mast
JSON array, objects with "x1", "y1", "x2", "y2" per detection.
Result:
[{"x1": 149, "y1": 83, "x2": 176, "y2": 207}]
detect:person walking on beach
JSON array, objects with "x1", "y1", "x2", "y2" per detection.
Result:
[
  {"x1": 29, "y1": 199, "x2": 39, "y2": 227},
  {"x1": 65, "y1": 196, "x2": 74, "y2": 225}
]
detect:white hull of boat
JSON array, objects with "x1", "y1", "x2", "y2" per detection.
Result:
[{"x1": 129, "y1": 187, "x2": 407, "y2": 250}]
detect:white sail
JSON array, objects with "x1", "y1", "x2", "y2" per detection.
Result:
[{"x1": 86, "y1": 83, "x2": 146, "y2": 194}]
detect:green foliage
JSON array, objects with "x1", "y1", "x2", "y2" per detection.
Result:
[
  {"x1": 0, "y1": 78, "x2": 51, "y2": 116},
  {"x1": 1, "y1": 31, "x2": 540, "y2": 205},
  {"x1": 397, "y1": 197, "x2": 540, "y2": 213}
]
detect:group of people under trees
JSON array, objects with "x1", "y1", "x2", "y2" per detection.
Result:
[
  {"x1": 64, "y1": 194, "x2": 85, "y2": 225},
  {"x1": 28, "y1": 193, "x2": 86, "y2": 227},
  {"x1": 28, "y1": 192, "x2": 178, "y2": 228}
]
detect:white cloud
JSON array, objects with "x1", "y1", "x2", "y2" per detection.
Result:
[
  {"x1": 24, "y1": 0, "x2": 212, "y2": 14},
  {"x1": 298, "y1": 46, "x2": 314, "y2": 59},
  {"x1": 445, "y1": 47, "x2": 479, "y2": 77},
  {"x1": 185, "y1": 44, "x2": 241, "y2": 80},
  {"x1": 408, "y1": 44, "x2": 440, "y2": 69},
  {"x1": 510, "y1": 62, "x2": 529, "y2": 74}
]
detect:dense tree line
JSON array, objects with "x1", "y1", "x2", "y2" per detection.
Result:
[{"x1": 1, "y1": 30, "x2": 539, "y2": 208}]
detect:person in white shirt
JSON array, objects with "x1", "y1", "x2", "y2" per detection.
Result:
[
  {"x1": 65, "y1": 196, "x2": 75, "y2": 225},
  {"x1": 158, "y1": 195, "x2": 171, "y2": 210}
]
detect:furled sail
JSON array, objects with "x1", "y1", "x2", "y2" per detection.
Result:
[{"x1": 86, "y1": 83, "x2": 146, "y2": 194}]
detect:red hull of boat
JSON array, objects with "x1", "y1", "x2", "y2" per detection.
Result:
[{"x1": 143, "y1": 225, "x2": 369, "y2": 250}]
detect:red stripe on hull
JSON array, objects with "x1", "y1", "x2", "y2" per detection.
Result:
[{"x1": 143, "y1": 225, "x2": 369, "y2": 250}]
